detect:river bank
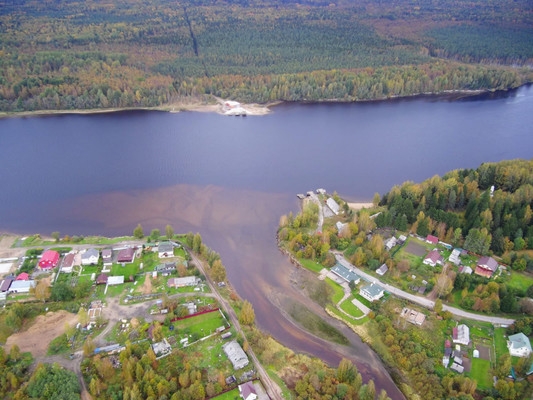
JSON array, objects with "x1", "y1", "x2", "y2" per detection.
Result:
[
  {"x1": 0, "y1": 97, "x2": 277, "y2": 119},
  {"x1": 1, "y1": 84, "x2": 528, "y2": 120}
]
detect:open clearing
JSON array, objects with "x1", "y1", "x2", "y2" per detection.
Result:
[
  {"x1": 404, "y1": 240, "x2": 427, "y2": 257},
  {"x1": 5, "y1": 310, "x2": 78, "y2": 357}
]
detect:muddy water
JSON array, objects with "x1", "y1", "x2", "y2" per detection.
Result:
[{"x1": 41, "y1": 184, "x2": 404, "y2": 398}]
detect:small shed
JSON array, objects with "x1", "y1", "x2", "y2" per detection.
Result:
[{"x1": 96, "y1": 273, "x2": 109, "y2": 285}]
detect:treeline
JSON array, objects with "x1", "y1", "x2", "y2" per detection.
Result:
[
  {"x1": 1, "y1": 0, "x2": 532, "y2": 112},
  {"x1": 1, "y1": 59, "x2": 527, "y2": 112},
  {"x1": 378, "y1": 159, "x2": 533, "y2": 262}
]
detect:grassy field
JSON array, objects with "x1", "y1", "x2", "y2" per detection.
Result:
[
  {"x1": 174, "y1": 310, "x2": 227, "y2": 338},
  {"x1": 211, "y1": 389, "x2": 240, "y2": 400},
  {"x1": 299, "y1": 259, "x2": 324, "y2": 274},
  {"x1": 15, "y1": 235, "x2": 137, "y2": 247},
  {"x1": 494, "y1": 327, "x2": 508, "y2": 362},
  {"x1": 469, "y1": 358, "x2": 492, "y2": 389},
  {"x1": 326, "y1": 278, "x2": 345, "y2": 304},
  {"x1": 506, "y1": 271, "x2": 533, "y2": 292},
  {"x1": 340, "y1": 296, "x2": 365, "y2": 318},
  {"x1": 327, "y1": 305, "x2": 369, "y2": 326}
]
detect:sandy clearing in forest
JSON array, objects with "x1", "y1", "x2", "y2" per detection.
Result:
[{"x1": 5, "y1": 310, "x2": 79, "y2": 358}]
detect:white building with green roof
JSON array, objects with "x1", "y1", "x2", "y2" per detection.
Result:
[{"x1": 360, "y1": 283, "x2": 384, "y2": 302}]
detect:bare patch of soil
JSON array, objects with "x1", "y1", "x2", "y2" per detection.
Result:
[
  {"x1": 141, "y1": 273, "x2": 152, "y2": 294},
  {"x1": 0, "y1": 234, "x2": 24, "y2": 259},
  {"x1": 5, "y1": 310, "x2": 78, "y2": 358}
]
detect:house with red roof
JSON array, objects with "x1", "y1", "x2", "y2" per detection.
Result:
[
  {"x1": 96, "y1": 273, "x2": 109, "y2": 285},
  {"x1": 16, "y1": 272, "x2": 29, "y2": 281},
  {"x1": 117, "y1": 247, "x2": 135, "y2": 263},
  {"x1": 38, "y1": 250, "x2": 60, "y2": 270},
  {"x1": 474, "y1": 256, "x2": 498, "y2": 278},
  {"x1": 423, "y1": 250, "x2": 443, "y2": 267},
  {"x1": 425, "y1": 235, "x2": 439, "y2": 245}
]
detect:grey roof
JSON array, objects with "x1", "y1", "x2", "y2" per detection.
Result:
[
  {"x1": 376, "y1": 264, "x2": 388, "y2": 276},
  {"x1": 158, "y1": 242, "x2": 174, "y2": 253},
  {"x1": 82, "y1": 248, "x2": 99, "y2": 260},
  {"x1": 223, "y1": 340, "x2": 249, "y2": 370},
  {"x1": 361, "y1": 283, "x2": 384, "y2": 298},
  {"x1": 0, "y1": 277, "x2": 14, "y2": 292},
  {"x1": 9, "y1": 280, "x2": 35, "y2": 291},
  {"x1": 331, "y1": 263, "x2": 360, "y2": 283},
  {"x1": 155, "y1": 263, "x2": 176, "y2": 272}
]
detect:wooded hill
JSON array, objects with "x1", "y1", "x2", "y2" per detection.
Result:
[
  {"x1": 378, "y1": 159, "x2": 533, "y2": 269},
  {"x1": 0, "y1": 0, "x2": 532, "y2": 112}
]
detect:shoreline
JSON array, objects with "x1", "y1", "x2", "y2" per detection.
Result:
[{"x1": 0, "y1": 84, "x2": 527, "y2": 120}]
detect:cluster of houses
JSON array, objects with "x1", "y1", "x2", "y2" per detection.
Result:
[
  {"x1": 441, "y1": 323, "x2": 533, "y2": 376},
  {"x1": 330, "y1": 263, "x2": 385, "y2": 302},
  {"x1": 420, "y1": 234, "x2": 500, "y2": 278},
  {"x1": 443, "y1": 324, "x2": 470, "y2": 373},
  {"x1": 0, "y1": 241, "x2": 185, "y2": 297}
]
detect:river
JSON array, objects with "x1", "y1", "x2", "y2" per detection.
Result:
[{"x1": 1, "y1": 85, "x2": 532, "y2": 398}]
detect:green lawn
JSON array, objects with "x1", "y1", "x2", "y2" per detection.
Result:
[
  {"x1": 469, "y1": 358, "x2": 492, "y2": 389},
  {"x1": 82, "y1": 265, "x2": 100, "y2": 275},
  {"x1": 298, "y1": 258, "x2": 324, "y2": 273},
  {"x1": 340, "y1": 296, "x2": 364, "y2": 318},
  {"x1": 494, "y1": 327, "x2": 508, "y2": 362},
  {"x1": 210, "y1": 389, "x2": 240, "y2": 400},
  {"x1": 506, "y1": 272, "x2": 533, "y2": 292},
  {"x1": 325, "y1": 278, "x2": 345, "y2": 304},
  {"x1": 327, "y1": 305, "x2": 369, "y2": 326},
  {"x1": 353, "y1": 293, "x2": 372, "y2": 308},
  {"x1": 174, "y1": 310, "x2": 227, "y2": 338}
]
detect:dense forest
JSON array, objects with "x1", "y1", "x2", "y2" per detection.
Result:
[
  {"x1": 378, "y1": 159, "x2": 533, "y2": 262},
  {"x1": 0, "y1": 0, "x2": 532, "y2": 112}
]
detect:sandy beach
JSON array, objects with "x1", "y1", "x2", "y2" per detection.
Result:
[
  {"x1": 347, "y1": 202, "x2": 374, "y2": 210},
  {"x1": 0, "y1": 96, "x2": 276, "y2": 119}
]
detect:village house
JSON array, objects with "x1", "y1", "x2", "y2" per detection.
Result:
[
  {"x1": 117, "y1": 247, "x2": 135, "y2": 263},
  {"x1": 385, "y1": 237, "x2": 397, "y2": 251},
  {"x1": 360, "y1": 283, "x2": 385, "y2": 302},
  {"x1": 96, "y1": 273, "x2": 109, "y2": 285},
  {"x1": 81, "y1": 248, "x2": 100, "y2": 265},
  {"x1": 0, "y1": 277, "x2": 14, "y2": 292},
  {"x1": 475, "y1": 256, "x2": 498, "y2": 278},
  {"x1": 458, "y1": 266, "x2": 473, "y2": 275},
  {"x1": 61, "y1": 253, "x2": 76, "y2": 273},
  {"x1": 336, "y1": 221, "x2": 346, "y2": 234},
  {"x1": 507, "y1": 332, "x2": 532, "y2": 357},
  {"x1": 331, "y1": 263, "x2": 360, "y2": 284},
  {"x1": 167, "y1": 276, "x2": 200, "y2": 288},
  {"x1": 376, "y1": 264, "x2": 388, "y2": 276},
  {"x1": 102, "y1": 249, "x2": 113, "y2": 265},
  {"x1": 158, "y1": 242, "x2": 174, "y2": 258},
  {"x1": 223, "y1": 340, "x2": 249, "y2": 370},
  {"x1": 155, "y1": 263, "x2": 176, "y2": 276},
  {"x1": 326, "y1": 197, "x2": 340, "y2": 215},
  {"x1": 448, "y1": 248, "x2": 462, "y2": 265},
  {"x1": 238, "y1": 381, "x2": 258, "y2": 400},
  {"x1": 9, "y1": 280, "x2": 35, "y2": 293},
  {"x1": 16, "y1": 272, "x2": 29, "y2": 281},
  {"x1": 423, "y1": 249, "x2": 444, "y2": 267},
  {"x1": 425, "y1": 235, "x2": 438, "y2": 245},
  {"x1": 38, "y1": 250, "x2": 60, "y2": 270},
  {"x1": 453, "y1": 324, "x2": 470, "y2": 346}
]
